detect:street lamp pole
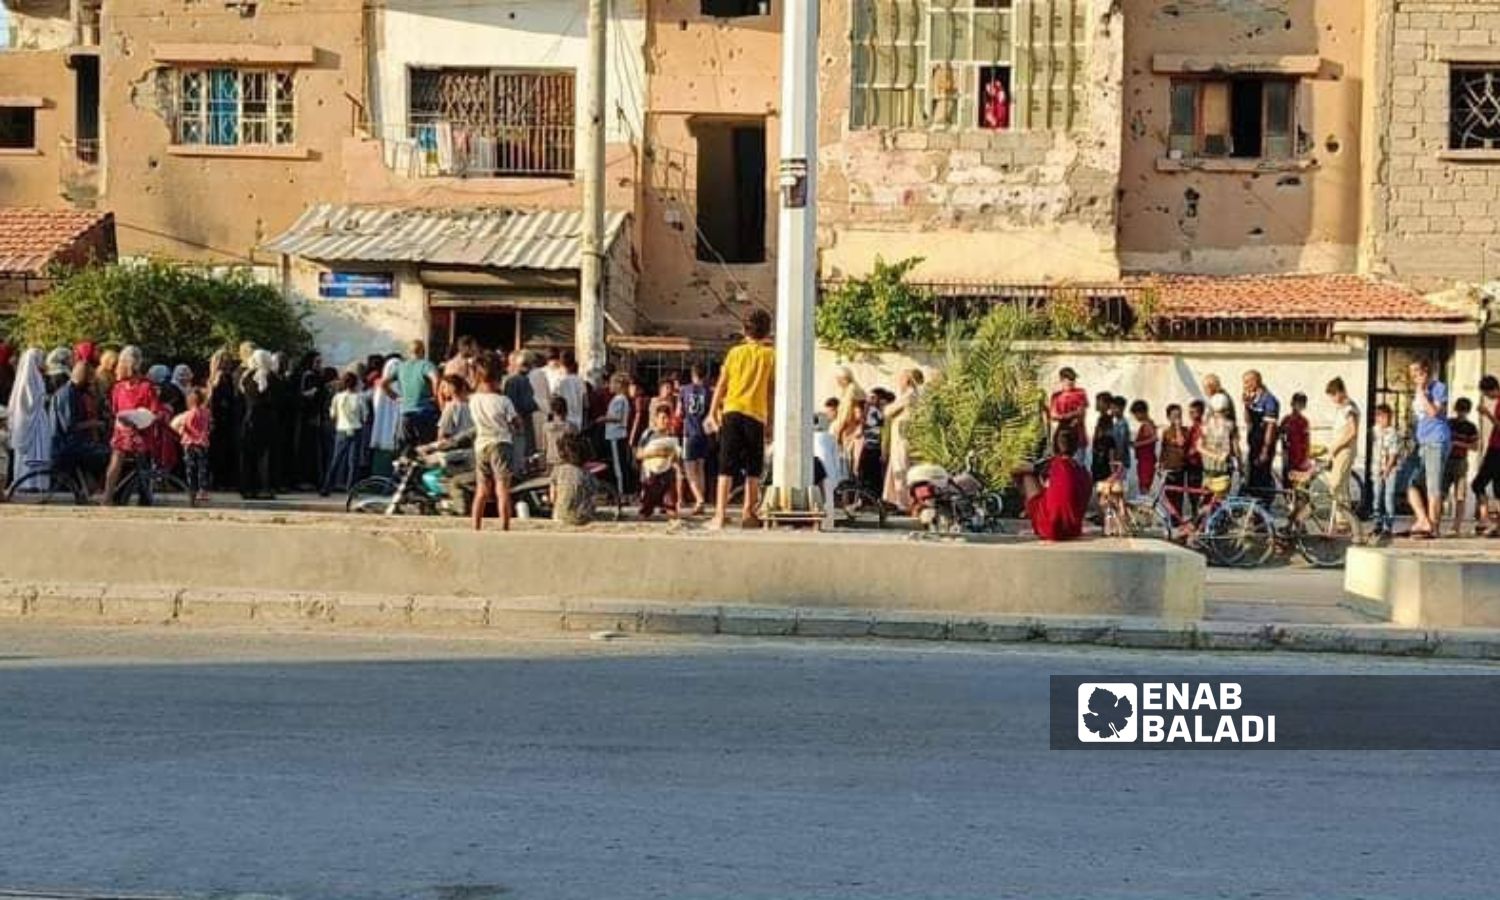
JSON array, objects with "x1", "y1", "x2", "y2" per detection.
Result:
[{"x1": 766, "y1": 0, "x2": 820, "y2": 516}]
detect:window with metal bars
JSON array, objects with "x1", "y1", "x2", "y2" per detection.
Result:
[
  {"x1": 1450, "y1": 66, "x2": 1500, "y2": 151},
  {"x1": 172, "y1": 68, "x2": 295, "y2": 147},
  {"x1": 407, "y1": 67, "x2": 575, "y2": 178},
  {"x1": 850, "y1": 0, "x2": 1087, "y2": 131}
]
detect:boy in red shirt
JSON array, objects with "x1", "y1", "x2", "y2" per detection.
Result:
[
  {"x1": 1281, "y1": 392, "x2": 1312, "y2": 485},
  {"x1": 1015, "y1": 428, "x2": 1091, "y2": 541}
]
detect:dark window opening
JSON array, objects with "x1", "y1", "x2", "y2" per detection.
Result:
[
  {"x1": 695, "y1": 120, "x2": 766, "y2": 265},
  {"x1": 0, "y1": 108, "x2": 36, "y2": 150},
  {"x1": 701, "y1": 0, "x2": 768, "y2": 17},
  {"x1": 1450, "y1": 66, "x2": 1500, "y2": 150},
  {"x1": 1168, "y1": 76, "x2": 1296, "y2": 160},
  {"x1": 74, "y1": 55, "x2": 100, "y2": 162}
]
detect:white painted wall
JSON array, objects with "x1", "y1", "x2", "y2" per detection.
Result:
[
  {"x1": 288, "y1": 260, "x2": 426, "y2": 367},
  {"x1": 373, "y1": 0, "x2": 646, "y2": 145},
  {"x1": 816, "y1": 340, "x2": 1375, "y2": 467}
]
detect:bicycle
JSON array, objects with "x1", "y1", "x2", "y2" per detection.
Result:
[
  {"x1": 109, "y1": 422, "x2": 195, "y2": 508},
  {"x1": 5, "y1": 460, "x2": 94, "y2": 505},
  {"x1": 1265, "y1": 450, "x2": 1364, "y2": 568},
  {"x1": 1120, "y1": 474, "x2": 1274, "y2": 567},
  {"x1": 829, "y1": 477, "x2": 890, "y2": 529}
]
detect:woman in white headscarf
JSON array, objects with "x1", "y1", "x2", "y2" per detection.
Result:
[
  {"x1": 829, "y1": 365, "x2": 867, "y2": 475},
  {"x1": 170, "y1": 364, "x2": 194, "y2": 406},
  {"x1": 882, "y1": 367, "x2": 924, "y2": 511},
  {"x1": 368, "y1": 356, "x2": 403, "y2": 478},
  {"x1": 44, "y1": 346, "x2": 73, "y2": 394},
  {"x1": 103, "y1": 345, "x2": 159, "y2": 503},
  {"x1": 236, "y1": 349, "x2": 279, "y2": 498},
  {"x1": 8, "y1": 348, "x2": 54, "y2": 490}
]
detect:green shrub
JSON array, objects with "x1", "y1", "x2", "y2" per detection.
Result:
[
  {"x1": 815, "y1": 256, "x2": 942, "y2": 355},
  {"x1": 905, "y1": 305, "x2": 1049, "y2": 488},
  {"x1": 15, "y1": 260, "x2": 312, "y2": 363}
]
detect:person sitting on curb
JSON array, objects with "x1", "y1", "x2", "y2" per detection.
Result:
[{"x1": 1013, "y1": 427, "x2": 1092, "y2": 542}]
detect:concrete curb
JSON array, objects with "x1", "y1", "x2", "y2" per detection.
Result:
[{"x1": 2, "y1": 579, "x2": 1497, "y2": 660}]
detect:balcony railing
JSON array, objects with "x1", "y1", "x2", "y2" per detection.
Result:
[
  {"x1": 60, "y1": 137, "x2": 100, "y2": 204},
  {"x1": 375, "y1": 121, "x2": 576, "y2": 180}
]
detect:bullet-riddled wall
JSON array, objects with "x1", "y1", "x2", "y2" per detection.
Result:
[
  {"x1": 100, "y1": 0, "x2": 364, "y2": 263},
  {"x1": 1117, "y1": 0, "x2": 1365, "y2": 276}
]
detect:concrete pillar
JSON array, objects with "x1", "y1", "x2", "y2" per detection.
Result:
[{"x1": 577, "y1": 0, "x2": 609, "y2": 375}]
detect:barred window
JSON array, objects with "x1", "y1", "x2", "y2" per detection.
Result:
[
  {"x1": 850, "y1": 0, "x2": 1087, "y2": 131},
  {"x1": 1450, "y1": 66, "x2": 1500, "y2": 151},
  {"x1": 407, "y1": 68, "x2": 575, "y2": 178},
  {"x1": 173, "y1": 68, "x2": 295, "y2": 147}
]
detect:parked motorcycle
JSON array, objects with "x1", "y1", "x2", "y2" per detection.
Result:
[
  {"x1": 907, "y1": 455, "x2": 1006, "y2": 534},
  {"x1": 346, "y1": 447, "x2": 469, "y2": 516}
]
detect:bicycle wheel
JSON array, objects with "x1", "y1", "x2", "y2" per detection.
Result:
[
  {"x1": 347, "y1": 476, "x2": 396, "y2": 513},
  {"x1": 1125, "y1": 497, "x2": 1171, "y2": 541},
  {"x1": 6, "y1": 469, "x2": 86, "y2": 505},
  {"x1": 112, "y1": 471, "x2": 195, "y2": 508},
  {"x1": 1296, "y1": 497, "x2": 1362, "y2": 569},
  {"x1": 1202, "y1": 501, "x2": 1276, "y2": 568},
  {"x1": 832, "y1": 480, "x2": 888, "y2": 529}
]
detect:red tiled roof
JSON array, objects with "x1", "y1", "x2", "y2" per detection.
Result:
[
  {"x1": 0, "y1": 208, "x2": 116, "y2": 276},
  {"x1": 1126, "y1": 274, "x2": 1466, "y2": 322}
]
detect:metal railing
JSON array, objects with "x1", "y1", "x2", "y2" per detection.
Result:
[{"x1": 374, "y1": 121, "x2": 575, "y2": 180}]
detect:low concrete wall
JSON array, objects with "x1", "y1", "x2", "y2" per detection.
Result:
[
  {"x1": 0, "y1": 510, "x2": 1204, "y2": 620},
  {"x1": 1345, "y1": 546, "x2": 1500, "y2": 628}
]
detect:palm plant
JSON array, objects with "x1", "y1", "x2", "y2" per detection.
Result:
[{"x1": 906, "y1": 305, "x2": 1049, "y2": 488}]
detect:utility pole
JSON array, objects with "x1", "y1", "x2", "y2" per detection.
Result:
[
  {"x1": 577, "y1": 0, "x2": 608, "y2": 375},
  {"x1": 766, "y1": 0, "x2": 820, "y2": 517}
]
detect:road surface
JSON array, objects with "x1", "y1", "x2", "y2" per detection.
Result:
[{"x1": 1, "y1": 626, "x2": 1496, "y2": 900}]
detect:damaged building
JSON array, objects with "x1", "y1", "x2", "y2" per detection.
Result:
[{"x1": 0, "y1": 0, "x2": 1497, "y2": 439}]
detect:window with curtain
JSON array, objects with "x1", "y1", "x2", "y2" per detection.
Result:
[
  {"x1": 850, "y1": 0, "x2": 1087, "y2": 131},
  {"x1": 173, "y1": 68, "x2": 295, "y2": 147}
]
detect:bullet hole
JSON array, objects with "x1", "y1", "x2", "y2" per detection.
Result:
[
  {"x1": 679, "y1": 20, "x2": 687, "y2": 30},
  {"x1": 1326, "y1": 136, "x2": 1341, "y2": 154},
  {"x1": 1183, "y1": 187, "x2": 1200, "y2": 219},
  {"x1": 1249, "y1": 226, "x2": 1265, "y2": 237},
  {"x1": 1277, "y1": 175, "x2": 1302, "y2": 188},
  {"x1": 508, "y1": 11, "x2": 517, "y2": 19},
  {"x1": 1285, "y1": 18, "x2": 1293, "y2": 30},
  {"x1": 148, "y1": 157, "x2": 159, "y2": 169}
]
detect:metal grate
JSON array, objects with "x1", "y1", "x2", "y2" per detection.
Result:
[
  {"x1": 1450, "y1": 66, "x2": 1500, "y2": 150},
  {"x1": 407, "y1": 68, "x2": 574, "y2": 177}
]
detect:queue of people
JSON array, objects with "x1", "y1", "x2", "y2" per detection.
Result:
[{"x1": 1043, "y1": 360, "x2": 1500, "y2": 540}]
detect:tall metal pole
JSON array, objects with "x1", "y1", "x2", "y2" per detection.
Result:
[
  {"x1": 577, "y1": 0, "x2": 608, "y2": 375},
  {"x1": 767, "y1": 0, "x2": 819, "y2": 512}
]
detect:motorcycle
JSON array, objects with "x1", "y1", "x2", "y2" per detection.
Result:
[
  {"x1": 907, "y1": 454, "x2": 1006, "y2": 534},
  {"x1": 347, "y1": 447, "x2": 470, "y2": 516}
]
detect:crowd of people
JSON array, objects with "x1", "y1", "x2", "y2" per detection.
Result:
[{"x1": 1040, "y1": 360, "x2": 1500, "y2": 541}]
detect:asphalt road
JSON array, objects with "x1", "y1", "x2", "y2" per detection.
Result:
[{"x1": 2, "y1": 627, "x2": 1498, "y2": 900}]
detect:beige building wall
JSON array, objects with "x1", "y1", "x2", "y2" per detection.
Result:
[
  {"x1": 637, "y1": 2, "x2": 780, "y2": 341},
  {"x1": 99, "y1": 1, "x2": 364, "y2": 264},
  {"x1": 0, "y1": 49, "x2": 74, "y2": 207},
  {"x1": 818, "y1": 0, "x2": 1123, "y2": 284},
  {"x1": 1118, "y1": 0, "x2": 1364, "y2": 275},
  {"x1": 1364, "y1": 0, "x2": 1500, "y2": 288}
]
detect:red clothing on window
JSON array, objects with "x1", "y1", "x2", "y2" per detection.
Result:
[{"x1": 1027, "y1": 455, "x2": 1091, "y2": 541}]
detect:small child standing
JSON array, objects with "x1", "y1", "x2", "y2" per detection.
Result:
[
  {"x1": 1371, "y1": 403, "x2": 1404, "y2": 537},
  {"x1": 1447, "y1": 397, "x2": 1480, "y2": 535},
  {"x1": 323, "y1": 372, "x2": 366, "y2": 496},
  {"x1": 549, "y1": 432, "x2": 594, "y2": 526},
  {"x1": 1129, "y1": 400, "x2": 1157, "y2": 495},
  {"x1": 170, "y1": 388, "x2": 213, "y2": 503},
  {"x1": 635, "y1": 404, "x2": 684, "y2": 520},
  {"x1": 1160, "y1": 404, "x2": 1189, "y2": 493}
]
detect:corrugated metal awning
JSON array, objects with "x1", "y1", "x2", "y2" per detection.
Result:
[{"x1": 264, "y1": 204, "x2": 628, "y2": 271}]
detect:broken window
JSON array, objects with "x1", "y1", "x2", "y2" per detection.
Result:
[
  {"x1": 0, "y1": 107, "x2": 36, "y2": 150},
  {"x1": 851, "y1": 0, "x2": 1086, "y2": 131},
  {"x1": 407, "y1": 68, "x2": 575, "y2": 178},
  {"x1": 171, "y1": 67, "x2": 295, "y2": 147},
  {"x1": 1168, "y1": 77, "x2": 1296, "y2": 160},
  {"x1": 1450, "y1": 66, "x2": 1500, "y2": 150},
  {"x1": 694, "y1": 119, "x2": 766, "y2": 265}
]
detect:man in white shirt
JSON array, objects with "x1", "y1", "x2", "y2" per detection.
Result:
[
  {"x1": 526, "y1": 350, "x2": 552, "y2": 462},
  {"x1": 554, "y1": 350, "x2": 588, "y2": 431}
]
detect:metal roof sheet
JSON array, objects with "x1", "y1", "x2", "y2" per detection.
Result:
[{"x1": 263, "y1": 204, "x2": 629, "y2": 271}]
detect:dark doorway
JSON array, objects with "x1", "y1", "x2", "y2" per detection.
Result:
[
  {"x1": 694, "y1": 119, "x2": 766, "y2": 264},
  {"x1": 1230, "y1": 79, "x2": 1263, "y2": 159},
  {"x1": 74, "y1": 54, "x2": 100, "y2": 161}
]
